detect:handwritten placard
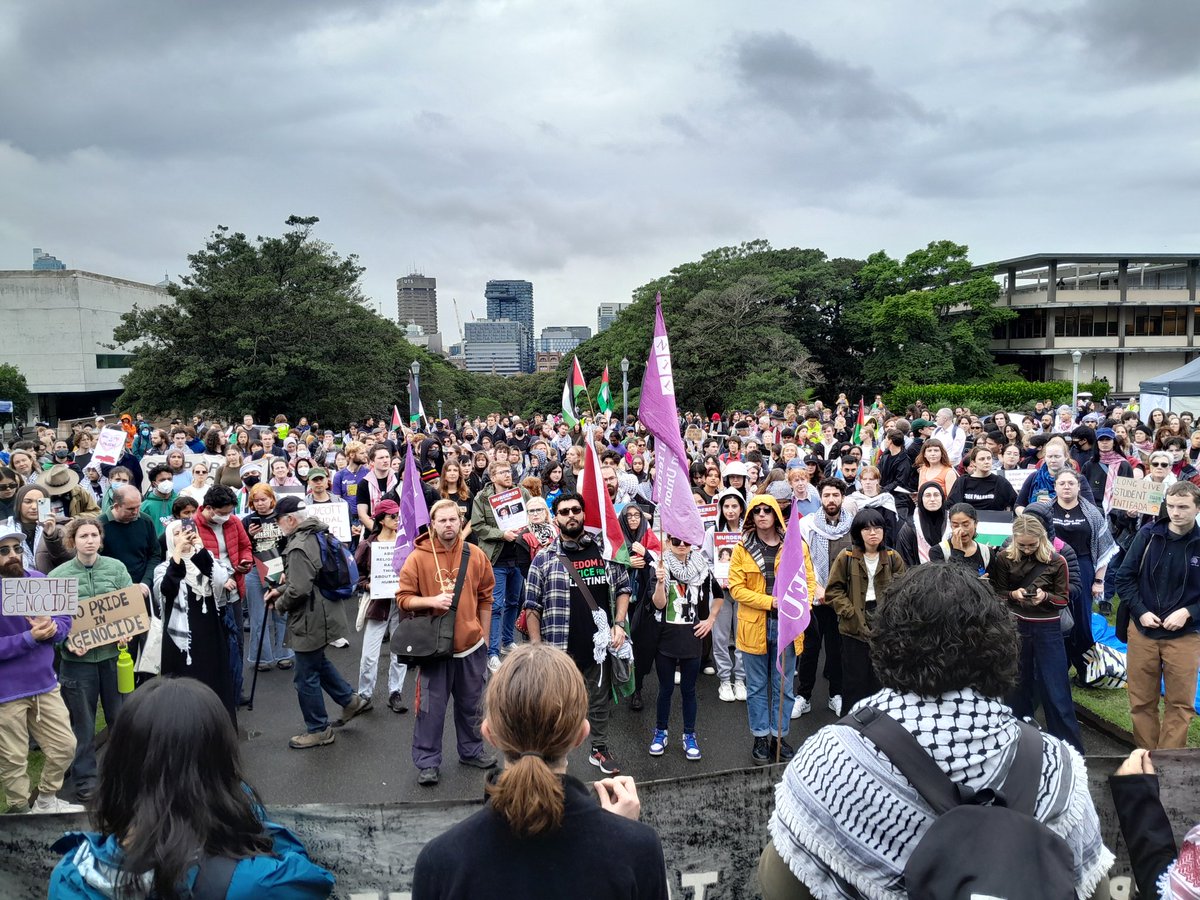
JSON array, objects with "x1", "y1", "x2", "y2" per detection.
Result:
[
  {"x1": 65, "y1": 587, "x2": 149, "y2": 654},
  {"x1": 370, "y1": 541, "x2": 399, "y2": 600},
  {"x1": 1003, "y1": 469, "x2": 1031, "y2": 493},
  {"x1": 1110, "y1": 476, "x2": 1165, "y2": 516},
  {"x1": 92, "y1": 428, "x2": 127, "y2": 467},
  {"x1": 308, "y1": 501, "x2": 352, "y2": 542},
  {"x1": 1, "y1": 578, "x2": 78, "y2": 616}
]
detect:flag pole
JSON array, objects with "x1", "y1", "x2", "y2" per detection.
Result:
[{"x1": 776, "y1": 654, "x2": 785, "y2": 764}]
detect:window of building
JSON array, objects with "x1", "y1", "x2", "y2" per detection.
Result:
[
  {"x1": 95, "y1": 354, "x2": 134, "y2": 369},
  {"x1": 1004, "y1": 309, "x2": 1046, "y2": 340},
  {"x1": 1055, "y1": 306, "x2": 1119, "y2": 338},
  {"x1": 1126, "y1": 306, "x2": 1188, "y2": 337}
]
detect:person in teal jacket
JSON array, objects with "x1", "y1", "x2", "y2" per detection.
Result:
[
  {"x1": 48, "y1": 518, "x2": 135, "y2": 802},
  {"x1": 139, "y1": 464, "x2": 178, "y2": 539},
  {"x1": 49, "y1": 677, "x2": 334, "y2": 899}
]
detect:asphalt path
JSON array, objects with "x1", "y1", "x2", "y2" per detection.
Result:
[{"x1": 236, "y1": 622, "x2": 1127, "y2": 805}]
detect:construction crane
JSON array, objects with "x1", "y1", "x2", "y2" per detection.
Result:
[{"x1": 452, "y1": 298, "x2": 465, "y2": 345}]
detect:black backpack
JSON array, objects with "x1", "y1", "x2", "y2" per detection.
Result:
[
  {"x1": 314, "y1": 531, "x2": 358, "y2": 602},
  {"x1": 841, "y1": 707, "x2": 1075, "y2": 900}
]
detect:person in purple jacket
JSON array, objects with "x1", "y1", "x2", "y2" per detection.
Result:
[{"x1": 0, "y1": 519, "x2": 84, "y2": 814}]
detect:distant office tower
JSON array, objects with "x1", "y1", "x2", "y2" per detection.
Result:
[
  {"x1": 397, "y1": 273, "x2": 438, "y2": 335},
  {"x1": 32, "y1": 248, "x2": 66, "y2": 271},
  {"x1": 597, "y1": 302, "x2": 630, "y2": 332},
  {"x1": 536, "y1": 351, "x2": 564, "y2": 373},
  {"x1": 539, "y1": 326, "x2": 592, "y2": 353},
  {"x1": 464, "y1": 319, "x2": 529, "y2": 376},
  {"x1": 485, "y1": 280, "x2": 534, "y2": 372}
]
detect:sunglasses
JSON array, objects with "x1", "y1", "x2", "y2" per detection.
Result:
[
  {"x1": 0, "y1": 545, "x2": 20, "y2": 557},
  {"x1": 668, "y1": 537, "x2": 691, "y2": 547},
  {"x1": 752, "y1": 507, "x2": 776, "y2": 516},
  {"x1": 557, "y1": 506, "x2": 583, "y2": 516},
  {"x1": 1151, "y1": 461, "x2": 1171, "y2": 468}
]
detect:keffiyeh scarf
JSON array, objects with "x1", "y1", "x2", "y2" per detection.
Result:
[
  {"x1": 806, "y1": 507, "x2": 853, "y2": 583},
  {"x1": 1162, "y1": 824, "x2": 1200, "y2": 899},
  {"x1": 665, "y1": 548, "x2": 710, "y2": 586},
  {"x1": 165, "y1": 547, "x2": 233, "y2": 665},
  {"x1": 769, "y1": 687, "x2": 1112, "y2": 900}
]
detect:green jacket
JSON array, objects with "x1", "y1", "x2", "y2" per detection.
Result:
[
  {"x1": 468, "y1": 481, "x2": 532, "y2": 564},
  {"x1": 48, "y1": 556, "x2": 135, "y2": 664},
  {"x1": 139, "y1": 492, "x2": 177, "y2": 538},
  {"x1": 275, "y1": 517, "x2": 348, "y2": 653}
]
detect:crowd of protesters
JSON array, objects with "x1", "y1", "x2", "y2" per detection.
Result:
[{"x1": 2, "y1": 393, "x2": 1199, "y2": 897}]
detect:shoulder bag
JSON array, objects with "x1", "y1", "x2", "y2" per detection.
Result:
[
  {"x1": 390, "y1": 544, "x2": 471, "y2": 666},
  {"x1": 558, "y1": 552, "x2": 635, "y2": 695}
]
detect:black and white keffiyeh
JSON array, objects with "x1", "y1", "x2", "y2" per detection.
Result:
[{"x1": 769, "y1": 687, "x2": 1113, "y2": 900}]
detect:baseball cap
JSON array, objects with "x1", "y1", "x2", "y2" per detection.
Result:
[
  {"x1": 274, "y1": 496, "x2": 307, "y2": 517},
  {"x1": 1095, "y1": 428, "x2": 1117, "y2": 440},
  {"x1": 0, "y1": 517, "x2": 25, "y2": 544},
  {"x1": 911, "y1": 418, "x2": 934, "y2": 430},
  {"x1": 307, "y1": 467, "x2": 328, "y2": 479},
  {"x1": 373, "y1": 499, "x2": 399, "y2": 516}
]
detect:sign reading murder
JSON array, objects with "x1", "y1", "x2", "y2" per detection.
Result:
[
  {"x1": 92, "y1": 427, "x2": 128, "y2": 467},
  {"x1": 713, "y1": 532, "x2": 740, "y2": 581},
  {"x1": 488, "y1": 488, "x2": 528, "y2": 532},
  {"x1": 696, "y1": 503, "x2": 718, "y2": 529},
  {"x1": 308, "y1": 501, "x2": 352, "y2": 542},
  {"x1": 370, "y1": 541, "x2": 399, "y2": 600},
  {"x1": 65, "y1": 587, "x2": 150, "y2": 654},
  {"x1": 1, "y1": 578, "x2": 78, "y2": 617},
  {"x1": 1110, "y1": 476, "x2": 1165, "y2": 516}
]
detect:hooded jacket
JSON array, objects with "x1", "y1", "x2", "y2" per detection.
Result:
[
  {"x1": 0, "y1": 565, "x2": 73, "y2": 704},
  {"x1": 274, "y1": 517, "x2": 348, "y2": 653},
  {"x1": 728, "y1": 495, "x2": 815, "y2": 655},
  {"x1": 397, "y1": 531, "x2": 495, "y2": 654},
  {"x1": 1114, "y1": 518, "x2": 1200, "y2": 640}
]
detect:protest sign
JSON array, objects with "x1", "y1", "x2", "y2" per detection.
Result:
[
  {"x1": 696, "y1": 503, "x2": 718, "y2": 530},
  {"x1": 1003, "y1": 469, "x2": 1031, "y2": 494},
  {"x1": 489, "y1": 488, "x2": 528, "y2": 532},
  {"x1": 308, "y1": 500, "x2": 352, "y2": 542},
  {"x1": 92, "y1": 428, "x2": 127, "y2": 467},
  {"x1": 713, "y1": 533, "x2": 740, "y2": 581},
  {"x1": 65, "y1": 587, "x2": 150, "y2": 654},
  {"x1": 1110, "y1": 476, "x2": 1165, "y2": 516},
  {"x1": 370, "y1": 541, "x2": 399, "y2": 600},
  {"x1": 1, "y1": 578, "x2": 78, "y2": 617}
]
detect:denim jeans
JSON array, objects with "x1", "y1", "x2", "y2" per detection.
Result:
[
  {"x1": 292, "y1": 647, "x2": 355, "y2": 733},
  {"x1": 743, "y1": 617, "x2": 796, "y2": 739},
  {"x1": 1009, "y1": 618, "x2": 1085, "y2": 754},
  {"x1": 59, "y1": 657, "x2": 124, "y2": 791},
  {"x1": 245, "y1": 567, "x2": 291, "y2": 666},
  {"x1": 655, "y1": 654, "x2": 701, "y2": 733},
  {"x1": 488, "y1": 564, "x2": 523, "y2": 657}
]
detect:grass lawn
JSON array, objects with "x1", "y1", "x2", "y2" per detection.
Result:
[
  {"x1": 1072, "y1": 684, "x2": 1200, "y2": 748},
  {"x1": 2, "y1": 706, "x2": 106, "y2": 812}
]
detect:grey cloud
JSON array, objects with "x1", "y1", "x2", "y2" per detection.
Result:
[{"x1": 732, "y1": 31, "x2": 937, "y2": 127}]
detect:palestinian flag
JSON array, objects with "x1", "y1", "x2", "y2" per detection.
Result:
[
  {"x1": 975, "y1": 510, "x2": 1015, "y2": 547},
  {"x1": 561, "y1": 355, "x2": 587, "y2": 426},
  {"x1": 391, "y1": 405, "x2": 402, "y2": 430},
  {"x1": 598, "y1": 365, "x2": 613, "y2": 414},
  {"x1": 577, "y1": 428, "x2": 630, "y2": 564},
  {"x1": 851, "y1": 397, "x2": 866, "y2": 445}
]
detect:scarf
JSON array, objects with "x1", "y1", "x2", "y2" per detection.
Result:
[
  {"x1": 805, "y1": 506, "x2": 853, "y2": 584},
  {"x1": 165, "y1": 548, "x2": 233, "y2": 665},
  {"x1": 1163, "y1": 824, "x2": 1200, "y2": 900},
  {"x1": 1060, "y1": 498, "x2": 1119, "y2": 570},
  {"x1": 912, "y1": 484, "x2": 949, "y2": 563},
  {"x1": 1097, "y1": 450, "x2": 1125, "y2": 513},
  {"x1": 527, "y1": 521, "x2": 556, "y2": 549},
  {"x1": 366, "y1": 470, "x2": 398, "y2": 510},
  {"x1": 664, "y1": 548, "x2": 710, "y2": 586},
  {"x1": 769, "y1": 687, "x2": 1113, "y2": 900}
]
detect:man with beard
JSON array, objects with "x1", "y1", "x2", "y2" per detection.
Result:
[
  {"x1": 0, "y1": 522, "x2": 83, "y2": 813},
  {"x1": 794, "y1": 479, "x2": 854, "y2": 719},
  {"x1": 524, "y1": 492, "x2": 632, "y2": 776}
]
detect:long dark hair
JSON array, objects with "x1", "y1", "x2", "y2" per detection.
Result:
[{"x1": 94, "y1": 678, "x2": 272, "y2": 899}]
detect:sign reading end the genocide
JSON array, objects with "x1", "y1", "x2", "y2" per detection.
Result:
[
  {"x1": 65, "y1": 587, "x2": 149, "y2": 654},
  {"x1": 1, "y1": 578, "x2": 79, "y2": 617}
]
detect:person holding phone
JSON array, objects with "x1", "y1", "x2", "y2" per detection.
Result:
[{"x1": 13, "y1": 483, "x2": 71, "y2": 573}]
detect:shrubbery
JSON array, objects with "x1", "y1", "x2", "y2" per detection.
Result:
[{"x1": 884, "y1": 379, "x2": 1109, "y2": 413}]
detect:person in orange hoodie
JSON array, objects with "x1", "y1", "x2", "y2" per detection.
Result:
[
  {"x1": 119, "y1": 413, "x2": 137, "y2": 450},
  {"x1": 397, "y1": 498, "x2": 496, "y2": 787}
]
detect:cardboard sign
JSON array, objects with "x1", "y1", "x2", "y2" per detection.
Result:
[
  {"x1": 92, "y1": 427, "x2": 127, "y2": 467},
  {"x1": 1003, "y1": 468, "x2": 1031, "y2": 493},
  {"x1": 713, "y1": 532, "x2": 740, "y2": 581},
  {"x1": 1110, "y1": 476, "x2": 1165, "y2": 516},
  {"x1": 489, "y1": 488, "x2": 528, "y2": 532},
  {"x1": 370, "y1": 541, "x2": 399, "y2": 600},
  {"x1": 65, "y1": 587, "x2": 149, "y2": 654},
  {"x1": 1, "y1": 578, "x2": 78, "y2": 616},
  {"x1": 308, "y1": 500, "x2": 352, "y2": 542}
]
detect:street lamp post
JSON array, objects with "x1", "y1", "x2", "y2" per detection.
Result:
[
  {"x1": 437, "y1": 400, "x2": 443, "y2": 422},
  {"x1": 410, "y1": 360, "x2": 420, "y2": 426},
  {"x1": 1071, "y1": 350, "x2": 1082, "y2": 410},
  {"x1": 620, "y1": 357, "x2": 630, "y2": 424}
]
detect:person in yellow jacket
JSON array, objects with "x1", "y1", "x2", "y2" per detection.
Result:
[{"x1": 729, "y1": 494, "x2": 816, "y2": 766}]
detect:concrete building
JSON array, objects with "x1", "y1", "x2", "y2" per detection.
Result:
[
  {"x1": 397, "y1": 272, "x2": 439, "y2": 335},
  {"x1": 597, "y1": 302, "x2": 630, "y2": 332},
  {"x1": 538, "y1": 325, "x2": 591, "y2": 353},
  {"x1": 32, "y1": 248, "x2": 66, "y2": 271},
  {"x1": 485, "y1": 280, "x2": 534, "y2": 372},
  {"x1": 536, "y1": 351, "x2": 564, "y2": 372},
  {"x1": 982, "y1": 253, "x2": 1200, "y2": 395},
  {"x1": 464, "y1": 319, "x2": 528, "y2": 376},
  {"x1": 0, "y1": 269, "x2": 170, "y2": 422},
  {"x1": 402, "y1": 322, "x2": 444, "y2": 356}
]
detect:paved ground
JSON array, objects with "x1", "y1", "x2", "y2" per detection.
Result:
[{"x1": 236, "y1": 625, "x2": 1128, "y2": 805}]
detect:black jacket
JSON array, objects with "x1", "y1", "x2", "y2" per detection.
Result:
[{"x1": 1109, "y1": 774, "x2": 1179, "y2": 900}]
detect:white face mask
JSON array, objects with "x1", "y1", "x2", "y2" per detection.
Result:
[
  {"x1": 155, "y1": 481, "x2": 173, "y2": 496},
  {"x1": 211, "y1": 513, "x2": 230, "y2": 524}
]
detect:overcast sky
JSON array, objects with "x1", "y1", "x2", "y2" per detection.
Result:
[{"x1": 4, "y1": 0, "x2": 1200, "y2": 337}]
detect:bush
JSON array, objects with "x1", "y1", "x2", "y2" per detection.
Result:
[{"x1": 884, "y1": 379, "x2": 1109, "y2": 413}]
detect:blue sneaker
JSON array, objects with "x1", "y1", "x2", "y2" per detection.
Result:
[
  {"x1": 683, "y1": 732, "x2": 701, "y2": 761},
  {"x1": 648, "y1": 728, "x2": 668, "y2": 756}
]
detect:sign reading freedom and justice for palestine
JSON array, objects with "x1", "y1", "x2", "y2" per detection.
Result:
[
  {"x1": 0, "y1": 578, "x2": 79, "y2": 617},
  {"x1": 64, "y1": 587, "x2": 150, "y2": 654}
]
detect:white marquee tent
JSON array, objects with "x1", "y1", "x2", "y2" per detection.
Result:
[{"x1": 1139, "y1": 356, "x2": 1200, "y2": 414}]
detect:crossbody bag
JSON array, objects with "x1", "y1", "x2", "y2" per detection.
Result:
[{"x1": 391, "y1": 544, "x2": 471, "y2": 666}]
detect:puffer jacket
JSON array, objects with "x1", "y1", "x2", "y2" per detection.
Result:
[
  {"x1": 825, "y1": 548, "x2": 906, "y2": 641},
  {"x1": 274, "y1": 518, "x2": 348, "y2": 653},
  {"x1": 728, "y1": 494, "x2": 815, "y2": 655}
]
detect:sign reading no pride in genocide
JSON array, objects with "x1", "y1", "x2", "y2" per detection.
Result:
[
  {"x1": 1, "y1": 578, "x2": 79, "y2": 617},
  {"x1": 65, "y1": 587, "x2": 150, "y2": 654}
]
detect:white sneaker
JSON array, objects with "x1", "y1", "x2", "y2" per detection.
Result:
[
  {"x1": 828, "y1": 695, "x2": 843, "y2": 716},
  {"x1": 31, "y1": 794, "x2": 85, "y2": 815},
  {"x1": 702, "y1": 664, "x2": 716, "y2": 676},
  {"x1": 790, "y1": 697, "x2": 812, "y2": 720},
  {"x1": 674, "y1": 670, "x2": 681, "y2": 685},
  {"x1": 487, "y1": 655, "x2": 502, "y2": 673},
  {"x1": 733, "y1": 681, "x2": 747, "y2": 701},
  {"x1": 718, "y1": 682, "x2": 736, "y2": 702},
  {"x1": 329, "y1": 637, "x2": 350, "y2": 648}
]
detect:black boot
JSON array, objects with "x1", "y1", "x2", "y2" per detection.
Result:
[
  {"x1": 752, "y1": 736, "x2": 770, "y2": 765},
  {"x1": 629, "y1": 690, "x2": 643, "y2": 711}
]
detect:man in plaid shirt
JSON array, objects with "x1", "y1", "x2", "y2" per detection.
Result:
[{"x1": 525, "y1": 492, "x2": 631, "y2": 775}]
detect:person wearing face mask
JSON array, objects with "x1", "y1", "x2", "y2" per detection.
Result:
[
  {"x1": 235, "y1": 461, "x2": 264, "y2": 515},
  {"x1": 139, "y1": 464, "x2": 179, "y2": 538},
  {"x1": 193, "y1": 484, "x2": 255, "y2": 695}
]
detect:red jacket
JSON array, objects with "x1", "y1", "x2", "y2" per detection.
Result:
[{"x1": 195, "y1": 508, "x2": 254, "y2": 597}]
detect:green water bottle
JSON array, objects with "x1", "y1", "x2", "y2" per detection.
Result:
[{"x1": 116, "y1": 643, "x2": 135, "y2": 694}]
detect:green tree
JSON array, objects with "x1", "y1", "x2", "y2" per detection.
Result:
[{"x1": 0, "y1": 364, "x2": 32, "y2": 421}]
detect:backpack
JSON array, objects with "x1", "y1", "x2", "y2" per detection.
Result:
[
  {"x1": 841, "y1": 706, "x2": 1075, "y2": 900},
  {"x1": 315, "y1": 531, "x2": 358, "y2": 602}
]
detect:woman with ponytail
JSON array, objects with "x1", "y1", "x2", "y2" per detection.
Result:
[{"x1": 412, "y1": 643, "x2": 669, "y2": 899}]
